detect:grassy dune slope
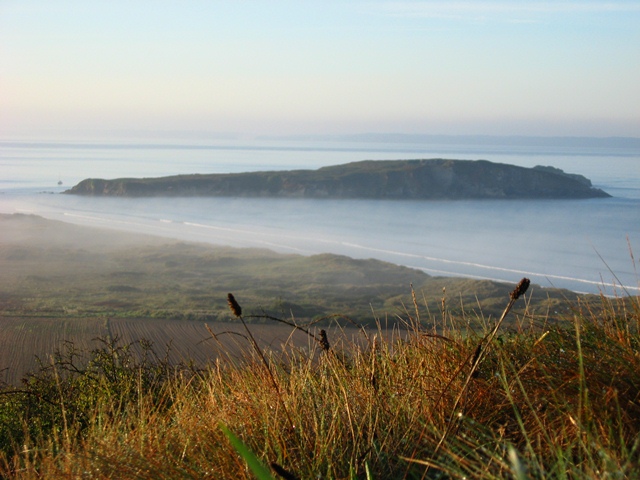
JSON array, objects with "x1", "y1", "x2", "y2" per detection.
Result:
[{"x1": 1, "y1": 213, "x2": 581, "y2": 324}]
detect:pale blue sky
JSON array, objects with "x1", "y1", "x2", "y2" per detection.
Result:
[{"x1": 1, "y1": 1, "x2": 639, "y2": 139}]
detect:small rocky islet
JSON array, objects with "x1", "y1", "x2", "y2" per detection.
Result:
[{"x1": 64, "y1": 159, "x2": 610, "y2": 199}]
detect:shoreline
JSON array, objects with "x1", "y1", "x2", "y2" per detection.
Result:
[{"x1": 1, "y1": 206, "x2": 637, "y2": 296}]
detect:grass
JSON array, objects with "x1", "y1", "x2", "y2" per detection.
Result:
[{"x1": 0, "y1": 279, "x2": 638, "y2": 479}]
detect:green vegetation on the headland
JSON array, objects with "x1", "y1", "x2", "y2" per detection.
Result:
[{"x1": 64, "y1": 159, "x2": 611, "y2": 199}]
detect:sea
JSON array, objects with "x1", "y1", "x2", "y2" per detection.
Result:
[{"x1": 1, "y1": 136, "x2": 639, "y2": 296}]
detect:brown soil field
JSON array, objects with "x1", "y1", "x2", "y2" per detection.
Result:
[
  {"x1": 0, "y1": 316, "x2": 108, "y2": 385},
  {"x1": 0, "y1": 316, "x2": 374, "y2": 385}
]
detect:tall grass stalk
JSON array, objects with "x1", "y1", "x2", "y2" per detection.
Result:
[{"x1": 424, "y1": 278, "x2": 530, "y2": 468}]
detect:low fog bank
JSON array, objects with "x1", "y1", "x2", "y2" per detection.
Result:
[{"x1": 0, "y1": 213, "x2": 170, "y2": 251}]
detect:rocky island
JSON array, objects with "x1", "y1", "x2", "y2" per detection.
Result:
[{"x1": 64, "y1": 159, "x2": 610, "y2": 199}]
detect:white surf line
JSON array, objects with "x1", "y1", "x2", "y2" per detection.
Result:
[
  {"x1": 342, "y1": 242, "x2": 639, "y2": 292},
  {"x1": 408, "y1": 265, "x2": 593, "y2": 294},
  {"x1": 183, "y1": 220, "x2": 340, "y2": 246},
  {"x1": 182, "y1": 221, "x2": 341, "y2": 251},
  {"x1": 61, "y1": 214, "x2": 312, "y2": 254},
  {"x1": 61, "y1": 213, "x2": 207, "y2": 241},
  {"x1": 183, "y1": 221, "x2": 257, "y2": 235},
  {"x1": 409, "y1": 265, "x2": 514, "y2": 283},
  {"x1": 181, "y1": 221, "x2": 313, "y2": 254},
  {"x1": 63, "y1": 212, "x2": 163, "y2": 229}
]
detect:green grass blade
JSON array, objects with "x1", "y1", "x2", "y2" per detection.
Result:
[{"x1": 219, "y1": 423, "x2": 276, "y2": 480}]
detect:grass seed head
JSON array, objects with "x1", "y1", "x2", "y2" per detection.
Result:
[
  {"x1": 227, "y1": 293, "x2": 242, "y2": 317},
  {"x1": 319, "y1": 329, "x2": 331, "y2": 352},
  {"x1": 510, "y1": 278, "x2": 530, "y2": 301}
]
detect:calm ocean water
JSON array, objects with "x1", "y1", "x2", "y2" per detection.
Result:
[{"x1": 1, "y1": 138, "x2": 639, "y2": 295}]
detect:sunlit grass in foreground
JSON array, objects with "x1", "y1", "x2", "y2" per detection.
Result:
[{"x1": 1, "y1": 280, "x2": 638, "y2": 479}]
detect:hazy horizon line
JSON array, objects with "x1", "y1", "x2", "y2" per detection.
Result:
[{"x1": 2, "y1": 133, "x2": 639, "y2": 151}]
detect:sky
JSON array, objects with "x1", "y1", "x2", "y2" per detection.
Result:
[{"x1": 1, "y1": 1, "x2": 639, "y2": 140}]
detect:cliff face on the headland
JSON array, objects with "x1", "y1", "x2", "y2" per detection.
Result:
[{"x1": 64, "y1": 159, "x2": 611, "y2": 199}]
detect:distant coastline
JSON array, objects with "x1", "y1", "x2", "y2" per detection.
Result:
[
  {"x1": 3, "y1": 134, "x2": 640, "y2": 157},
  {"x1": 64, "y1": 158, "x2": 610, "y2": 200},
  {"x1": 259, "y1": 133, "x2": 640, "y2": 151}
]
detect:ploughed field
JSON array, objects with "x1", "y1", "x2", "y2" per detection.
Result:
[{"x1": 0, "y1": 316, "x2": 369, "y2": 385}]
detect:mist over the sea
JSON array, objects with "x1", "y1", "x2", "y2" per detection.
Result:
[{"x1": 1, "y1": 138, "x2": 638, "y2": 295}]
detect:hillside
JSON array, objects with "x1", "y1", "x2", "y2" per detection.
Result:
[
  {"x1": 0, "y1": 213, "x2": 597, "y2": 384},
  {"x1": 0, "y1": 213, "x2": 585, "y2": 324},
  {"x1": 64, "y1": 159, "x2": 610, "y2": 199},
  {"x1": 1, "y1": 214, "x2": 638, "y2": 478}
]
